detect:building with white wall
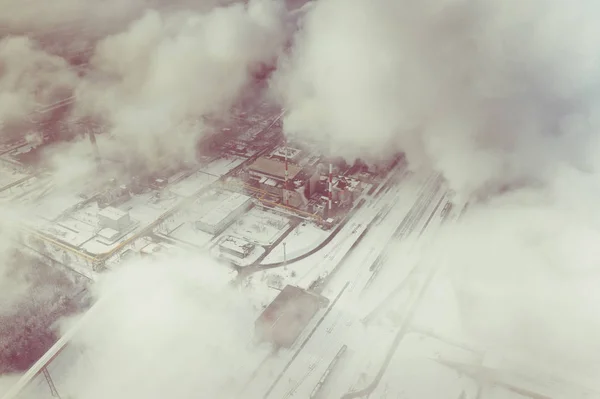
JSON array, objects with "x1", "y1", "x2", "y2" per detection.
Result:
[
  {"x1": 194, "y1": 191, "x2": 253, "y2": 235},
  {"x1": 97, "y1": 206, "x2": 131, "y2": 232}
]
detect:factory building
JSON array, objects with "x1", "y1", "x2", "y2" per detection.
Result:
[
  {"x1": 218, "y1": 236, "x2": 255, "y2": 259},
  {"x1": 194, "y1": 190, "x2": 253, "y2": 235},
  {"x1": 243, "y1": 151, "x2": 365, "y2": 222},
  {"x1": 248, "y1": 156, "x2": 302, "y2": 185},
  {"x1": 255, "y1": 285, "x2": 329, "y2": 348},
  {"x1": 332, "y1": 176, "x2": 362, "y2": 208},
  {"x1": 97, "y1": 206, "x2": 131, "y2": 232},
  {"x1": 246, "y1": 156, "x2": 308, "y2": 207}
]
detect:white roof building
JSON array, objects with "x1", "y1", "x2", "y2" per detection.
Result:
[
  {"x1": 218, "y1": 236, "x2": 254, "y2": 259},
  {"x1": 193, "y1": 190, "x2": 253, "y2": 235},
  {"x1": 97, "y1": 206, "x2": 131, "y2": 232}
]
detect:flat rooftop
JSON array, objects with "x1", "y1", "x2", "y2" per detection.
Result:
[
  {"x1": 219, "y1": 236, "x2": 254, "y2": 252},
  {"x1": 271, "y1": 146, "x2": 301, "y2": 160},
  {"x1": 255, "y1": 285, "x2": 328, "y2": 348},
  {"x1": 195, "y1": 190, "x2": 252, "y2": 227}
]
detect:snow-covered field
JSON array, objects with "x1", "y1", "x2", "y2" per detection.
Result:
[
  {"x1": 0, "y1": 164, "x2": 29, "y2": 190},
  {"x1": 222, "y1": 208, "x2": 290, "y2": 247},
  {"x1": 261, "y1": 221, "x2": 329, "y2": 264},
  {"x1": 369, "y1": 332, "x2": 480, "y2": 398}
]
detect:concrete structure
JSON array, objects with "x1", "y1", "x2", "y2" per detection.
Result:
[
  {"x1": 271, "y1": 146, "x2": 302, "y2": 162},
  {"x1": 97, "y1": 206, "x2": 131, "y2": 232},
  {"x1": 218, "y1": 236, "x2": 254, "y2": 259},
  {"x1": 254, "y1": 285, "x2": 329, "y2": 348},
  {"x1": 194, "y1": 191, "x2": 253, "y2": 235}
]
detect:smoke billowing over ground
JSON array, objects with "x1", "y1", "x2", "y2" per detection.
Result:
[
  {"x1": 0, "y1": 0, "x2": 288, "y2": 384},
  {"x1": 2, "y1": 0, "x2": 600, "y2": 396},
  {"x1": 277, "y1": 0, "x2": 600, "y2": 386},
  {"x1": 0, "y1": 0, "x2": 288, "y2": 175},
  {"x1": 53, "y1": 255, "x2": 265, "y2": 399},
  {"x1": 277, "y1": 0, "x2": 600, "y2": 195}
]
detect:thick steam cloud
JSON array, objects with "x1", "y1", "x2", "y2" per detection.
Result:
[
  {"x1": 54, "y1": 255, "x2": 266, "y2": 399},
  {"x1": 277, "y1": 0, "x2": 600, "y2": 195},
  {"x1": 0, "y1": 0, "x2": 287, "y2": 175},
  {"x1": 76, "y1": 1, "x2": 286, "y2": 171},
  {"x1": 0, "y1": 37, "x2": 78, "y2": 141}
]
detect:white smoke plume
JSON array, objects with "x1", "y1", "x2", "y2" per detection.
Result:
[
  {"x1": 0, "y1": 0, "x2": 287, "y2": 177},
  {"x1": 435, "y1": 182, "x2": 600, "y2": 383},
  {"x1": 49, "y1": 254, "x2": 266, "y2": 399},
  {"x1": 74, "y1": 0, "x2": 286, "y2": 171},
  {"x1": 0, "y1": 36, "x2": 79, "y2": 140},
  {"x1": 275, "y1": 0, "x2": 600, "y2": 387},
  {"x1": 276, "y1": 0, "x2": 600, "y2": 195}
]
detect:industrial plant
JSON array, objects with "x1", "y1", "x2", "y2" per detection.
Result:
[{"x1": 2, "y1": 1, "x2": 595, "y2": 399}]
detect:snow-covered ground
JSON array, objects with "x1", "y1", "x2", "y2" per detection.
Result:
[
  {"x1": 484, "y1": 387, "x2": 531, "y2": 399},
  {"x1": 237, "y1": 171, "x2": 433, "y2": 395},
  {"x1": 8, "y1": 159, "x2": 596, "y2": 399},
  {"x1": 0, "y1": 164, "x2": 29, "y2": 190},
  {"x1": 221, "y1": 208, "x2": 290, "y2": 247},
  {"x1": 242, "y1": 170, "x2": 482, "y2": 399},
  {"x1": 369, "y1": 332, "x2": 480, "y2": 398},
  {"x1": 261, "y1": 221, "x2": 329, "y2": 264}
]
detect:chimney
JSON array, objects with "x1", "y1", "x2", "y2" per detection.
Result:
[
  {"x1": 328, "y1": 163, "x2": 333, "y2": 211},
  {"x1": 284, "y1": 143, "x2": 289, "y2": 206},
  {"x1": 88, "y1": 130, "x2": 102, "y2": 171}
]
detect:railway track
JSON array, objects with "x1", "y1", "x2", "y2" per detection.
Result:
[
  {"x1": 342, "y1": 204, "x2": 468, "y2": 399},
  {"x1": 361, "y1": 173, "x2": 445, "y2": 292}
]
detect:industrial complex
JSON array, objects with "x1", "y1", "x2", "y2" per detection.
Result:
[
  {"x1": 2, "y1": 95, "x2": 595, "y2": 399},
  {"x1": 1, "y1": 4, "x2": 596, "y2": 399}
]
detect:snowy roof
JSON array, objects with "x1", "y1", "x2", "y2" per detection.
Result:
[
  {"x1": 248, "y1": 157, "x2": 302, "y2": 180},
  {"x1": 255, "y1": 285, "x2": 327, "y2": 348},
  {"x1": 271, "y1": 146, "x2": 301, "y2": 159},
  {"x1": 219, "y1": 236, "x2": 254, "y2": 253},
  {"x1": 97, "y1": 228, "x2": 120, "y2": 241},
  {"x1": 97, "y1": 206, "x2": 128, "y2": 221},
  {"x1": 196, "y1": 191, "x2": 251, "y2": 227}
]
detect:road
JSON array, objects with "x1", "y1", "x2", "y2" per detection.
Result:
[{"x1": 241, "y1": 169, "x2": 457, "y2": 398}]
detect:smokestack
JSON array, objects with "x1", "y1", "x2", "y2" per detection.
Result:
[
  {"x1": 284, "y1": 142, "x2": 289, "y2": 206},
  {"x1": 88, "y1": 130, "x2": 102, "y2": 171},
  {"x1": 328, "y1": 163, "x2": 333, "y2": 211}
]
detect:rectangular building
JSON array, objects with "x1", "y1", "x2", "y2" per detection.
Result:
[
  {"x1": 97, "y1": 207, "x2": 131, "y2": 232},
  {"x1": 218, "y1": 236, "x2": 254, "y2": 259},
  {"x1": 194, "y1": 191, "x2": 253, "y2": 235},
  {"x1": 255, "y1": 285, "x2": 329, "y2": 348}
]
